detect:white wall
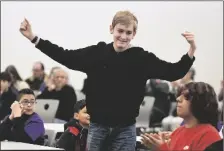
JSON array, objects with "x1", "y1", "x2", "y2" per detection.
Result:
[{"x1": 1, "y1": 1, "x2": 223, "y2": 93}]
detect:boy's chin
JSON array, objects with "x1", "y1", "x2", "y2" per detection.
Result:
[
  {"x1": 24, "y1": 110, "x2": 34, "y2": 115},
  {"x1": 116, "y1": 44, "x2": 129, "y2": 50},
  {"x1": 82, "y1": 123, "x2": 90, "y2": 128}
]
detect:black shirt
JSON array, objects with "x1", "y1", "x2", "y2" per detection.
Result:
[{"x1": 36, "y1": 39, "x2": 195, "y2": 126}]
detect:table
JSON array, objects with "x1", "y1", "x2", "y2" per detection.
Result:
[
  {"x1": 44, "y1": 123, "x2": 64, "y2": 132},
  {"x1": 0, "y1": 141, "x2": 63, "y2": 150},
  {"x1": 44, "y1": 123, "x2": 64, "y2": 146}
]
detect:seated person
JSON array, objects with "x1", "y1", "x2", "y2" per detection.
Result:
[
  {"x1": 39, "y1": 66, "x2": 60, "y2": 92},
  {"x1": 25, "y1": 62, "x2": 48, "y2": 91},
  {"x1": 56, "y1": 99, "x2": 90, "y2": 151},
  {"x1": 141, "y1": 82, "x2": 222, "y2": 151},
  {"x1": 0, "y1": 72, "x2": 17, "y2": 121},
  {"x1": 5, "y1": 65, "x2": 30, "y2": 91},
  {"x1": 162, "y1": 68, "x2": 196, "y2": 131},
  {"x1": 0, "y1": 88, "x2": 45, "y2": 145},
  {"x1": 37, "y1": 68, "x2": 77, "y2": 123}
]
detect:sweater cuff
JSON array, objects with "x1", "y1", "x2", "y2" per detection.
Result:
[
  {"x1": 34, "y1": 37, "x2": 40, "y2": 45},
  {"x1": 186, "y1": 53, "x2": 195, "y2": 61}
]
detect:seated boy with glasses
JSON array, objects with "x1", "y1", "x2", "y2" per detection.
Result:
[{"x1": 0, "y1": 88, "x2": 45, "y2": 145}]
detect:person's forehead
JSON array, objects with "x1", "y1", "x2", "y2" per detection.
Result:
[
  {"x1": 55, "y1": 70, "x2": 67, "y2": 76},
  {"x1": 33, "y1": 63, "x2": 42, "y2": 70},
  {"x1": 115, "y1": 23, "x2": 134, "y2": 31},
  {"x1": 20, "y1": 94, "x2": 35, "y2": 101}
]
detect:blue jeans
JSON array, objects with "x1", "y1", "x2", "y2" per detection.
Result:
[{"x1": 87, "y1": 122, "x2": 136, "y2": 151}]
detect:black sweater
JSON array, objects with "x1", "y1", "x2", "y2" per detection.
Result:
[
  {"x1": 0, "y1": 113, "x2": 45, "y2": 145},
  {"x1": 36, "y1": 39, "x2": 195, "y2": 126},
  {"x1": 0, "y1": 88, "x2": 17, "y2": 121}
]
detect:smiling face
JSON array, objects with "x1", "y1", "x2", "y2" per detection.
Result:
[
  {"x1": 74, "y1": 106, "x2": 90, "y2": 127},
  {"x1": 110, "y1": 23, "x2": 136, "y2": 52},
  {"x1": 110, "y1": 11, "x2": 138, "y2": 52}
]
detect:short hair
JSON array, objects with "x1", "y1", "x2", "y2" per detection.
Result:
[
  {"x1": 34, "y1": 62, "x2": 45, "y2": 71},
  {"x1": 112, "y1": 10, "x2": 138, "y2": 33},
  {"x1": 73, "y1": 99, "x2": 86, "y2": 113},
  {"x1": 17, "y1": 88, "x2": 35, "y2": 101},
  {"x1": 177, "y1": 82, "x2": 218, "y2": 129},
  {"x1": 0, "y1": 72, "x2": 12, "y2": 82}
]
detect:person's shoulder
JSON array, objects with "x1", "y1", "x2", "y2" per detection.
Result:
[
  {"x1": 175, "y1": 125, "x2": 185, "y2": 131},
  {"x1": 97, "y1": 41, "x2": 107, "y2": 47},
  {"x1": 128, "y1": 45, "x2": 156, "y2": 57},
  {"x1": 86, "y1": 41, "x2": 107, "y2": 51},
  {"x1": 30, "y1": 112, "x2": 44, "y2": 124},
  {"x1": 128, "y1": 45, "x2": 144, "y2": 52},
  {"x1": 7, "y1": 87, "x2": 17, "y2": 96},
  {"x1": 63, "y1": 84, "x2": 75, "y2": 91},
  {"x1": 200, "y1": 124, "x2": 219, "y2": 133},
  {"x1": 25, "y1": 76, "x2": 34, "y2": 82},
  {"x1": 171, "y1": 125, "x2": 186, "y2": 137},
  {"x1": 195, "y1": 124, "x2": 221, "y2": 140},
  {"x1": 17, "y1": 81, "x2": 30, "y2": 89}
]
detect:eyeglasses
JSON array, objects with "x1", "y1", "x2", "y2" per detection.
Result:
[{"x1": 20, "y1": 100, "x2": 37, "y2": 106}]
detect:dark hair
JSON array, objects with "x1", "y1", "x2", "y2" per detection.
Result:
[
  {"x1": 0, "y1": 72, "x2": 12, "y2": 82},
  {"x1": 73, "y1": 99, "x2": 86, "y2": 113},
  {"x1": 5, "y1": 65, "x2": 23, "y2": 82},
  {"x1": 177, "y1": 82, "x2": 218, "y2": 129},
  {"x1": 40, "y1": 62, "x2": 45, "y2": 70},
  {"x1": 17, "y1": 88, "x2": 35, "y2": 101}
]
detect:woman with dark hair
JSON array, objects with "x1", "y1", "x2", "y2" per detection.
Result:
[
  {"x1": 141, "y1": 82, "x2": 221, "y2": 151},
  {"x1": 5, "y1": 65, "x2": 29, "y2": 91}
]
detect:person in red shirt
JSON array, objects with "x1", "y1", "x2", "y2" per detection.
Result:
[{"x1": 141, "y1": 82, "x2": 221, "y2": 151}]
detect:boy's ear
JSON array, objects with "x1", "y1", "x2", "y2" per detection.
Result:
[
  {"x1": 132, "y1": 31, "x2": 136, "y2": 39},
  {"x1": 110, "y1": 25, "x2": 113, "y2": 34},
  {"x1": 74, "y1": 113, "x2": 79, "y2": 120}
]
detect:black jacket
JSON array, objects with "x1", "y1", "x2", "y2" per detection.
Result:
[
  {"x1": 0, "y1": 113, "x2": 45, "y2": 145},
  {"x1": 0, "y1": 88, "x2": 17, "y2": 121},
  {"x1": 36, "y1": 39, "x2": 195, "y2": 126},
  {"x1": 56, "y1": 119, "x2": 88, "y2": 151}
]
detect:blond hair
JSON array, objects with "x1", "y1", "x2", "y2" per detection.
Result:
[{"x1": 112, "y1": 11, "x2": 138, "y2": 32}]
